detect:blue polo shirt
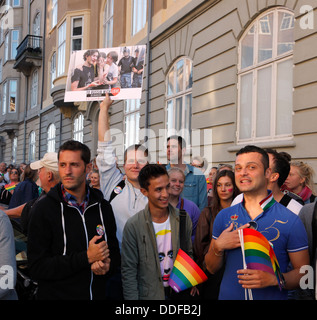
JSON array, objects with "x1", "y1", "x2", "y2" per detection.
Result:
[{"x1": 212, "y1": 192, "x2": 308, "y2": 300}]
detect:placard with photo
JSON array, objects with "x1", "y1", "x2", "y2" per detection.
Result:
[{"x1": 64, "y1": 45, "x2": 146, "y2": 101}]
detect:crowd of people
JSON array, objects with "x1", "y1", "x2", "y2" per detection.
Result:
[{"x1": 0, "y1": 94, "x2": 316, "y2": 301}]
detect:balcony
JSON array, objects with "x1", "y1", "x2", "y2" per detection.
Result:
[{"x1": 13, "y1": 35, "x2": 43, "y2": 76}]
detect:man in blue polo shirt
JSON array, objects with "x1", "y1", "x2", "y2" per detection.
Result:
[{"x1": 205, "y1": 145, "x2": 309, "y2": 300}]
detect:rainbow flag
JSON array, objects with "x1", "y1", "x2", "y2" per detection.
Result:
[
  {"x1": 168, "y1": 249, "x2": 208, "y2": 293},
  {"x1": 5, "y1": 184, "x2": 16, "y2": 191},
  {"x1": 239, "y1": 228, "x2": 283, "y2": 291}
]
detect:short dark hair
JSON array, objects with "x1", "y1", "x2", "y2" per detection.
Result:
[
  {"x1": 83, "y1": 49, "x2": 99, "y2": 61},
  {"x1": 265, "y1": 148, "x2": 290, "y2": 187},
  {"x1": 138, "y1": 164, "x2": 168, "y2": 190},
  {"x1": 167, "y1": 135, "x2": 186, "y2": 149},
  {"x1": 236, "y1": 145, "x2": 269, "y2": 172},
  {"x1": 124, "y1": 144, "x2": 149, "y2": 164},
  {"x1": 58, "y1": 140, "x2": 91, "y2": 165}
]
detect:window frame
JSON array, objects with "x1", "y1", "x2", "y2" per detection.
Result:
[
  {"x1": 50, "y1": 52, "x2": 56, "y2": 88},
  {"x1": 2, "y1": 79, "x2": 18, "y2": 114},
  {"x1": 103, "y1": 0, "x2": 114, "y2": 47},
  {"x1": 71, "y1": 16, "x2": 83, "y2": 52},
  {"x1": 165, "y1": 56, "x2": 193, "y2": 145},
  {"x1": 31, "y1": 69, "x2": 38, "y2": 108},
  {"x1": 47, "y1": 123, "x2": 56, "y2": 153},
  {"x1": 29, "y1": 131, "x2": 36, "y2": 163},
  {"x1": 124, "y1": 99, "x2": 141, "y2": 151},
  {"x1": 51, "y1": 0, "x2": 58, "y2": 29},
  {"x1": 237, "y1": 7, "x2": 294, "y2": 144},
  {"x1": 57, "y1": 20, "x2": 66, "y2": 77},
  {"x1": 132, "y1": 0, "x2": 147, "y2": 36},
  {"x1": 73, "y1": 112, "x2": 84, "y2": 143}
]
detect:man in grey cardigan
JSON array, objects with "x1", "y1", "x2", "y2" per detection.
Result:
[
  {"x1": 121, "y1": 164, "x2": 193, "y2": 300},
  {"x1": 0, "y1": 209, "x2": 17, "y2": 300},
  {"x1": 299, "y1": 202, "x2": 317, "y2": 300}
]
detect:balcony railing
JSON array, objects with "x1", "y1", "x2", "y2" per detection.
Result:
[{"x1": 15, "y1": 35, "x2": 43, "y2": 61}]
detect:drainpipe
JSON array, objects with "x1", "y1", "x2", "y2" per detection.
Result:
[
  {"x1": 144, "y1": 0, "x2": 152, "y2": 144},
  {"x1": 23, "y1": 76, "x2": 29, "y2": 163},
  {"x1": 38, "y1": 0, "x2": 47, "y2": 159},
  {"x1": 23, "y1": 0, "x2": 31, "y2": 162}
]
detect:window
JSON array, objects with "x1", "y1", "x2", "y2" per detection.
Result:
[
  {"x1": 29, "y1": 131, "x2": 36, "y2": 162},
  {"x1": 50, "y1": 52, "x2": 56, "y2": 88},
  {"x1": 4, "y1": 0, "x2": 20, "y2": 6},
  {"x1": 0, "y1": 20, "x2": 4, "y2": 44},
  {"x1": 33, "y1": 13, "x2": 41, "y2": 47},
  {"x1": 132, "y1": 0, "x2": 147, "y2": 36},
  {"x1": 9, "y1": 79, "x2": 17, "y2": 113},
  {"x1": 237, "y1": 8, "x2": 294, "y2": 143},
  {"x1": 124, "y1": 99, "x2": 140, "y2": 150},
  {"x1": 12, "y1": 137, "x2": 17, "y2": 164},
  {"x1": 103, "y1": 0, "x2": 114, "y2": 47},
  {"x1": 166, "y1": 57, "x2": 193, "y2": 143},
  {"x1": 12, "y1": 0, "x2": 20, "y2": 6},
  {"x1": 31, "y1": 69, "x2": 38, "y2": 108},
  {"x1": 57, "y1": 20, "x2": 66, "y2": 76},
  {"x1": 2, "y1": 80, "x2": 18, "y2": 114},
  {"x1": 2, "y1": 82, "x2": 7, "y2": 115},
  {"x1": 11, "y1": 29, "x2": 19, "y2": 59},
  {"x1": 4, "y1": 33, "x2": 9, "y2": 62},
  {"x1": 47, "y1": 124, "x2": 56, "y2": 152},
  {"x1": 0, "y1": 59, "x2": 2, "y2": 82},
  {"x1": 52, "y1": 0, "x2": 58, "y2": 29},
  {"x1": 73, "y1": 113, "x2": 84, "y2": 143},
  {"x1": 71, "y1": 17, "x2": 83, "y2": 52}
]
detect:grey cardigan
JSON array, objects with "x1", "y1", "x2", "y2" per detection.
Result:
[
  {"x1": 0, "y1": 210, "x2": 18, "y2": 300},
  {"x1": 121, "y1": 203, "x2": 193, "y2": 300}
]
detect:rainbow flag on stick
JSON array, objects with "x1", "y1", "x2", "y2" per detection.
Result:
[
  {"x1": 168, "y1": 249, "x2": 208, "y2": 293},
  {"x1": 238, "y1": 228, "x2": 283, "y2": 296}
]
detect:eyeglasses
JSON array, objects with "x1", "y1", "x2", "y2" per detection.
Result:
[{"x1": 10, "y1": 171, "x2": 19, "y2": 175}]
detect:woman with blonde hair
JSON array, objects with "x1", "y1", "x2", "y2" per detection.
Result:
[{"x1": 284, "y1": 161, "x2": 316, "y2": 204}]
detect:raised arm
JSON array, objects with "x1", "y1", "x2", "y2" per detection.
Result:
[{"x1": 98, "y1": 93, "x2": 113, "y2": 143}]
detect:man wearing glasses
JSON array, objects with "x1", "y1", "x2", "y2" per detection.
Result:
[{"x1": 205, "y1": 145, "x2": 309, "y2": 300}]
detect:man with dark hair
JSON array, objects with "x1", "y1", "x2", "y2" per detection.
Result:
[
  {"x1": 71, "y1": 49, "x2": 100, "y2": 91},
  {"x1": 121, "y1": 164, "x2": 193, "y2": 299},
  {"x1": 233, "y1": 148, "x2": 304, "y2": 214},
  {"x1": 118, "y1": 47, "x2": 134, "y2": 88},
  {"x1": 205, "y1": 145, "x2": 309, "y2": 300},
  {"x1": 235, "y1": 145, "x2": 270, "y2": 172},
  {"x1": 166, "y1": 135, "x2": 207, "y2": 210},
  {"x1": 27, "y1": 140, "x2": 120, "y2": 300},
  {"x1": 265, "y1": 148, "x2": 303, "y2": 214}
]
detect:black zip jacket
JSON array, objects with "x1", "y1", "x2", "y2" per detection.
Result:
[{"x1": 27, "y1": 182, "x2": 120, "y2": 300}]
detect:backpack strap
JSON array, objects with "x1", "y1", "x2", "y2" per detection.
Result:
[
  {"x1": 109, "y1": 179, "x2": 126, "y2": 203},
  {"x1": 279, "y1": 194, "x2": 292, "y2": 207},
  {"x1": 179, "y1": 209, "x2": 187, "y2": 253}
]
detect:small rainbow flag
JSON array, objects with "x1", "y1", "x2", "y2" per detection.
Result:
[
  {"x1": 239, "y1": 228, "x2": 283, "y2": 291},
  {"x1": 168, "y1": 249, "x2": 208, "y2": 293},
  {"x1": 5, "y1": 184, "x2": 16, "y2": 191}
]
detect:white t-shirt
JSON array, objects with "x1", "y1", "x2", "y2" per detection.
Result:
[{"x1": 152, "y1": 216, "x2": 173, "y2": 287}]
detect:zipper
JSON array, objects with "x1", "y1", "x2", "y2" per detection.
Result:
[{"x1": 66, "y1": 202, "x2": 98, "y2": 300}]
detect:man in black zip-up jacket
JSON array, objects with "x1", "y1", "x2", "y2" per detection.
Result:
[{"x1": 27, "y1": 141, "x2": 120, "y2": 300}]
